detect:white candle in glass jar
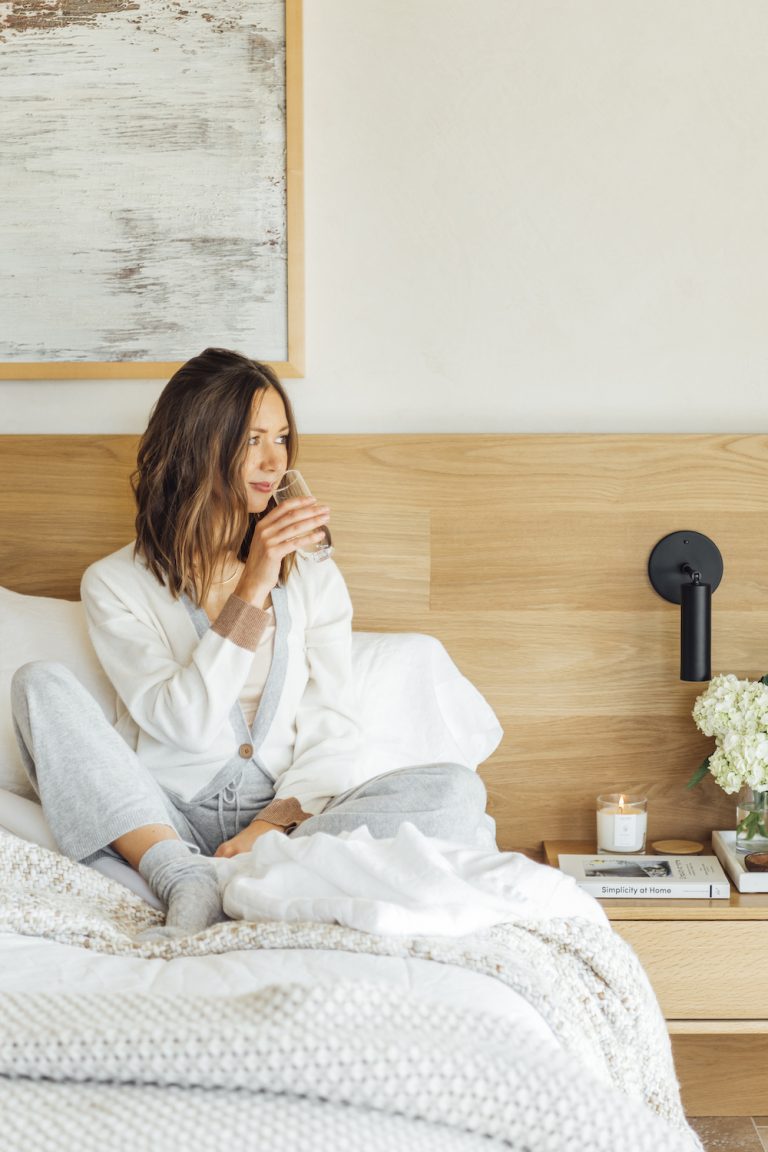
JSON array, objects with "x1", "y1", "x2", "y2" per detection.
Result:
[{"x1": 596, "y1": 793, "x2": 647, "y2": 853}]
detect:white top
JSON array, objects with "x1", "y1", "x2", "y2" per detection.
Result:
[
  {"x1": 80, "y1": 544, "x2": 369, "y2": 814},
  {"x1": 239, "y1": 607, "x2": 276, "y2": 728}
]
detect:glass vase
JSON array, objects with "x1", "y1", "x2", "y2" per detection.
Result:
[{"x1": 735, "y1": 785, "x2": 768, "y2": 853}]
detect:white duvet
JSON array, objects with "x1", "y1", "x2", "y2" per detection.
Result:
[{"x1": 216, "y1": 821, "x2": 606, "y2": 935}]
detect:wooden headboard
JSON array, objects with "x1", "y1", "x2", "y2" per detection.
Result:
[{"x1": 3, "y1": 433, "x2": 767, "y2": 854}]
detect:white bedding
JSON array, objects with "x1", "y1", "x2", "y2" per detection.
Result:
[
  {"x1": 0, "y1": 980, "x2": 699, "y2": 1152},
  {"x1": 0, "y1": 828, "x2": 701, "y2": 1151},
  {"x1": 0, "y1": 793, "x2": 601, "y2": 1046},
  {"x1": 0, "y1": 933, "x2": 558, "y2": 1043},
  {"x1": 0, "y1": 816, "x2": 584, "y2": 1043}
]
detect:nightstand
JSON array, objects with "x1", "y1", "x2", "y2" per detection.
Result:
[{"x1": 544, "y1": 840, "x2": 768, "y2": 1116}]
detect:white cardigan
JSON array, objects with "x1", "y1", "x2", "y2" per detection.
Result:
[{"x1": 80, "y1": 544, "x2": 369, "y2": 816}]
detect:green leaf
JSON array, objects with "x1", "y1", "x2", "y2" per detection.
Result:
[
  {"x1": 737, "y1": 810, "x2": 768, "y2": 840},
  {"x1": 761, "y1": 674, "x2": 768, "y2": 687},
  {"x1": 686, "y1": 758, "x2": 711, "y2": 789}
]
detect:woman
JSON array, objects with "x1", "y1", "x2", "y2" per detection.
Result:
[{"x1": 12, "y1": 348, "x2": 490, "y2": 938}]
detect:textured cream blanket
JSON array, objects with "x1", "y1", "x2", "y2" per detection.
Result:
[{"x1": 0, "y1": 836, "x2": 702, "y2": 1152}]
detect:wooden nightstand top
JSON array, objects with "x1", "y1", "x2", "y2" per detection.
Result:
[{"x1": 543, "y1": 839, "x2": 768, "y2": 920}]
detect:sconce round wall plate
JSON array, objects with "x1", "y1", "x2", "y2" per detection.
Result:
[{"x1": 648, "y1": 530, "x2": 723, "y2": 604}]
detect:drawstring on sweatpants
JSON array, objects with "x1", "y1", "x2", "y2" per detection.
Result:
[{"x1": 217, "y1": 770, "x2": 244, "y2": 841}]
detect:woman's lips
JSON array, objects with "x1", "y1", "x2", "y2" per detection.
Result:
[{"x1": 249, "y1": 482, "x2": 273, "y2": 492}]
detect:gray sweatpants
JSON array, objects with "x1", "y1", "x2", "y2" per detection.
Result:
[{"x1": 11, "y1": 661, "x2": 496, "y2": 866}]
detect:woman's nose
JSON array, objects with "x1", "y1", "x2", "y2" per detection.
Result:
[{"x1": 260, "y1": 445, "x2": 281, "y2": 472}]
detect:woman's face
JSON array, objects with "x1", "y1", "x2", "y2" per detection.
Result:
[{"x1": 242, "y1": 387, "x2": 290, "y2": 514}]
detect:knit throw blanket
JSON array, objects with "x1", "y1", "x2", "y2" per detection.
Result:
[{"x1": 0, "y1": 836, "x2": 702, "y2": 1152}]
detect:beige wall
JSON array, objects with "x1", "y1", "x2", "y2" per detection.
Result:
[{"x1": 2, "y1": 1, "x2": 768, "y2": 433}]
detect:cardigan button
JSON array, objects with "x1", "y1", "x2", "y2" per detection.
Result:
[{"x1": 239, "y1": 743, "x2": 254, "y2": 759}]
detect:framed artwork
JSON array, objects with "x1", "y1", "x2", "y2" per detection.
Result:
[{"x1": 0, "y1": 0, "x2": 303, "y2": 379}]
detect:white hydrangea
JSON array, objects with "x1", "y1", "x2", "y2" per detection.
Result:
[{"x1": 693, "y1": 675, "x2": 768, "y2": 793}]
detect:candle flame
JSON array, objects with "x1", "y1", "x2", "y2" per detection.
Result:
[{"x1": 618, "y1": 794, "x2": 626, "y2": 813}]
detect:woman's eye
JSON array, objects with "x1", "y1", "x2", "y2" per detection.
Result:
[{"x1": 247, "y1": 434, "x2": 288, "y2": 447}]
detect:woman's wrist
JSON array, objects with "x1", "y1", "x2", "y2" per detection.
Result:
[
  {"x1": 248, "y1": 818, "x2": 285, "y2": 837},
  {"x1": 233, "y1": 578, "x2": 273, "y2": 610}
]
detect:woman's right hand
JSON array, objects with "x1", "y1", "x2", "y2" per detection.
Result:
[{"x1": 235, "y1": 496, "x2": 330, "y2": 608}]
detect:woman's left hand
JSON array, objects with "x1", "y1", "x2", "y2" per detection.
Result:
[{"x1": 214, "y1": 819, "x2": 284, "y2": 858}]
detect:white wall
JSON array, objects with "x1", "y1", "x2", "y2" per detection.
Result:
[{"x1": 3, "y1": 0, "x2": 767, "y2": 433}]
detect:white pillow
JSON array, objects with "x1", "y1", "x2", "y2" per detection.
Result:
[
  {"x1": 0, "y1": 586, "x2": 117, "y2": 798},
  {"x1": 352, "y1": 631, "x2": 502, "y2": 775}
]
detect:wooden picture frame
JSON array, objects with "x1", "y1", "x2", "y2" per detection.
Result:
[{"x1": 0, "y1": 0, "x2": 304, "y2": 381}]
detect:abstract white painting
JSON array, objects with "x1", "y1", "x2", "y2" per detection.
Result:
[{"x1": 0, "y1": 0, "x2": 288, "y2": 365}]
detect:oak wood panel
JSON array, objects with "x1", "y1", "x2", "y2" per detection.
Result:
[
  {"x1": 331, "y1": 507, "x2": 431, "y2": 616},
  {"x1": 485, "y1": 718, "x2": 735, "y2": 850},
  {"x1": 351, "y1": 434, "x2": 768, "y2": 511},
  {"x1": 671, "y1": 1035, "x2": 768, "y2": 1115},
  {"x1": 432, "y1": 510, "x2": 768, "y2": 612},
  {"x1": 615, "y1": 922, "x2": 768, "y2": 1018},
  {"x1": 3, "y1": 433, "x2": 768, "y2": 855},
  {"x1": 0, "y1": 437, "x2": 138, "y2": 597},
  {"x1": 668, "y1": 1021, "x2": 768, "y2": 1034}
]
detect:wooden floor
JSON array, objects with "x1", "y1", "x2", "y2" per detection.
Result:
[{"x1": 689, "y1": 1117, "x2": 768, "y2": 1151}]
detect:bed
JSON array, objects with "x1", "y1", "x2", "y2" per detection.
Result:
[{"x1": 0, "y1": 434, "x2": 704, "y2": 1151}]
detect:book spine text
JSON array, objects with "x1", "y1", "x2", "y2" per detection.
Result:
[{"x1": 578, "y1": 881, "x2": 730, "y2": 899}]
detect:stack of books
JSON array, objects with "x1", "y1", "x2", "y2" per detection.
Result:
[
  {"x1": 712, "y1": 830, "x2": 768, "y2": 893},
  {"x1": 557, "y1": 852, "x2": 730, "y2": 899}
]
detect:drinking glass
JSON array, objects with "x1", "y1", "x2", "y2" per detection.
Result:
[{"x1": 273, "y1": 469, "x2": 333, "y2": 562}]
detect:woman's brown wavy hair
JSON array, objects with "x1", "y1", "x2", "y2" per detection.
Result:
[{"x1": 132, "y1": 347, "x2": 298, "y2": 604}]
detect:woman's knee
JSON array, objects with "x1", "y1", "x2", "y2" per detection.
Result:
[
  {"x1": 12, "y1": 660, "x2": 77, "y2": 708},
  {"x1": 433, "y1": 763, "x2": 487, "y2": 814}
]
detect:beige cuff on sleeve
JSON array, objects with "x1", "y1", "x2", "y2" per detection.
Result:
[
  {"x1": 210, "y1": 595, "x2": 272, "y2": 652},
  {"x1": 257, "y1": 797, "x2": 312, "y2": 832}
]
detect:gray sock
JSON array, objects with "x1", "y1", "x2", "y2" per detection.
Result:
[{"x1": 137, "y1": 839, "x2": 223, "y2": 939}]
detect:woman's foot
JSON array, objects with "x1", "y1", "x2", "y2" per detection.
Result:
[{"x1": 138, "y1": 839, "x2": 223, "y2": 938}]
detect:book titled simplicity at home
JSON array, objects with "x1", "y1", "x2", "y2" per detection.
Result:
[{"x1": 557, "y1": 853, "x2": 731, "y2": 899}]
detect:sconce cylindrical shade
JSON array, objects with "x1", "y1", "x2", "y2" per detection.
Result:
[
  {"x1": 648, "y1": 530, "x2": 722, "y2": 683},
  {"x1": 681, "y1": 579, "x2": 711, "y2": 681}
]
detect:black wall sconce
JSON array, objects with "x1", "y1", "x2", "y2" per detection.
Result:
[{"x1": 647, "y1": 531, "x2": 723, "y2": 682}]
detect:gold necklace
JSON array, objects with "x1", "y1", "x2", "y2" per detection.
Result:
[{"x1": 212, "y1": 561, "x2": 243, "y2": 585}]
